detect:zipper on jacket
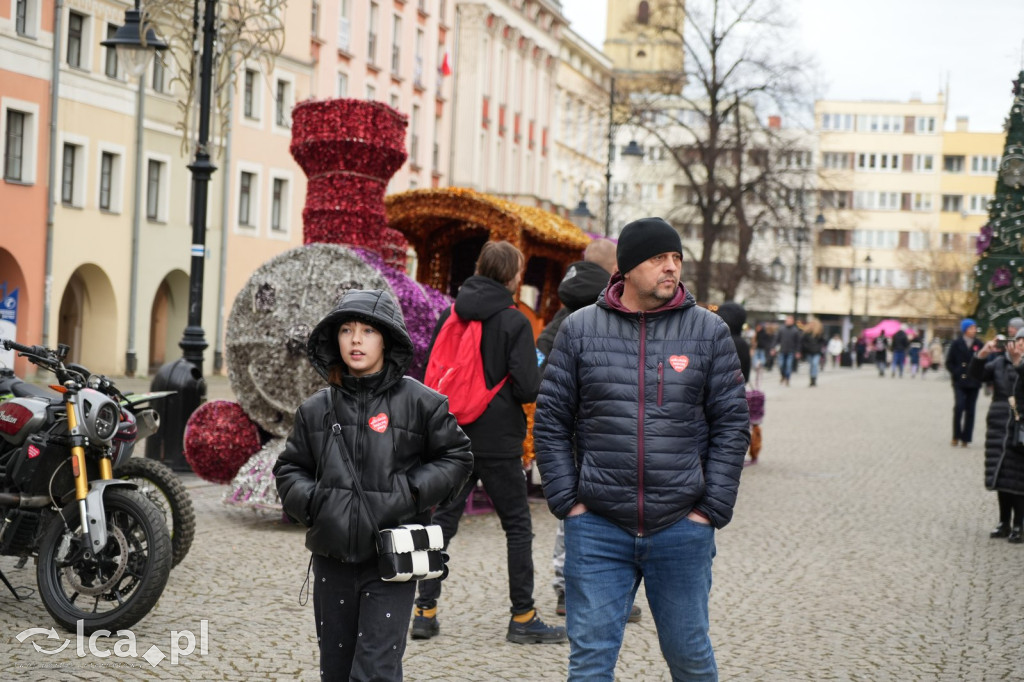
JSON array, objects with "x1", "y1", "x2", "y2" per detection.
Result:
[
  {"x1": 637, "y1": 313, "x2": 646, "y2": 536},
  {"x1": 657, "y1": 362, "x2": 664, "y2": 407}
]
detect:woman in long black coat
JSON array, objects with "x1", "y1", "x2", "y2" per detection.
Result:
[{"x1": 968, "y1": 331, "x2": 1024, "y2": 543}]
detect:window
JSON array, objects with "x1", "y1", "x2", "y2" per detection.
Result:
[
  {"x1": 913, "y1": 154, "x2": 934, "y2": 172},
  {"x1": 915, "y1": 116, "x2": 936, "y2": 133},
  {"x1": 856, "y1": 152, "x2": 899, "y2": 172},
  {"x1": 366, "y1": 83, "x2": 376, "y2": 101},
  {"x1": 271, "y1": 177, "x2": 287, "y2": 232},
  {"x1": 61, "y1": 143, "x2": 77, "y2": 205},
  {"x1": 146, "y1": 159, "x2": 163, "y2": 220},
  {"x1": 338, "y1": 0, "x2": 351, "y2": 51},
  {"x1": 822, "y1": 152, "x2": 851, "y2": 170},
  {"x1": 389, "y1": 92, "x2": 399, "y2": 109},
  {"x1": 15, "y1": 0, "x2": 30, "y2": 35},
  {"x1": 432, "y1": 115, "x2": 441, "y2": 172},
  {"x1": 105, "y1": 24, "x2": 119, "y2": 78},
  {"x1": 414, "y1": 29, "x2": 425, "y2": 88},
  {"x1": 4, "y1": 110, "x2": 26, "y2": 182},
  {"x1": 971, "y1": 155, "x2": 1000, "y2": 174},
  {"x1": 908, "y1": 231, "x2": 930, "y2": 251},
  {"x1": 337, "y1": 72, "x2": 348, "y2": 97},
  {"x1": 239, "y1": 171, "x2": 254, "y2": 226},
  {"x1": 99, "y1": 152, "x2": 114, "y2": 210},
  {"x1": 637, "y1": 1, "x2": 650, "y2": 24},
  {"x1": 968, "y1": 195, "x2": 993, "y2": 214},
  {"x1": 856, "y1": 114, "x2": 903, "y2": 133},
  {"x1": 943, "y1": 155, "x2": 964, "y2": 173},
  {"x1": 311, "y1": 0, "x2": 320, "y2": 37},
  {"x1": 244, "y1": 69, "x2": 257, "y2": 119},
  {"x1": 941, "y1": 194, "x2": 963, "y2": 212},
  {"x1": 67, "y1": 12, "x2": 84, "y2": 68},
  {"x1": 152, "y1": 54, "x2": 166, "y2": 92},
  {"x1": 368, "y1": 3, "x2": 379, "y2": 64},
  {"x1": 410, "y1": 105, "x2": 420, "y2": 166},
  {"x1": 911, "y1": 193, "x2": 932, "y2": 211},
  {"x1": 391, "y1": 15, "x2": 402, "y2": 74},
  {"x1": 274, "y1": 79, "x2": 290, "y2": 128},
  {"x1": 821, "y1": 112, "x2": 853, "y2": 131}
]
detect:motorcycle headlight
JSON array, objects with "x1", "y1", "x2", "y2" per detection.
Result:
[{"x1": 80, "y1": 389, "x2": 120, "y2": 443}]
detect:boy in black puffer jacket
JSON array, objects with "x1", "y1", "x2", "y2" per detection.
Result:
[{"x1": 274, "y1": 289, "x2": 473, "y2": 682}]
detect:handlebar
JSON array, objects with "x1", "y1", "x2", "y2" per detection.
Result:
[{"x1": 1, "y1": 338, "x2": 52, "y2": 361}]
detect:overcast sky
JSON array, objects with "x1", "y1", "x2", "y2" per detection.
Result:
[{"x1": 559, "y1": 0, "x2": 1024, "y2": 133}]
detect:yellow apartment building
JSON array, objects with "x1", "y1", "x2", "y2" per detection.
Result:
[{"x1": 813, "y1": 96, "x2": 955, "y2": 339}]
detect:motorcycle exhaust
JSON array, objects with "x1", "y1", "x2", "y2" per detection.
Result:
[{"x1": 0, "y1": 492, "x2": 51, "y2": 508}]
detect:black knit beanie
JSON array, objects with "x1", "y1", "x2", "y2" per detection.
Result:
[{"x1": 616, "y1": 217, "x2": 683, "y2": 274}]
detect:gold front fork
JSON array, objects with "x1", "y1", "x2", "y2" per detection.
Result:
[{"x1": 65, "y1": 397, "x2": 90, "y2": 502}]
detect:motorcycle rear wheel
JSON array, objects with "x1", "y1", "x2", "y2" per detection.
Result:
[
  {"x1": 115, "y1": 457, "x2": 196, "y2": 568},
  {"x1": 37, "y1": 487, "x2": 172, "y2": 634}
]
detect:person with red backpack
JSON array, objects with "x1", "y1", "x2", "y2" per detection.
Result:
[{"x1": 413, "y1": 241, "x2": 566, "y2": 645}]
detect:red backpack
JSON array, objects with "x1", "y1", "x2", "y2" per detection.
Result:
[{"x1": 424, "y1": 305, "x2": 507, "y2": 425}]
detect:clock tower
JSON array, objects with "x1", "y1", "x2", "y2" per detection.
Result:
[{"x1": 603, "y1": 1, "x2": 684, "y2": 91}]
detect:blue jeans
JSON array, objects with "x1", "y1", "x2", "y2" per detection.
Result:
[
  {"x1": 563, "y1": 512, "x2": 717, "y2": 682},
  {"x1": 779, "y1": 352, "x2": 795, "y2": 380},
  {"x1": 891, "y1": 350, "x2": 906, "y2": 376},
  {"x1": 753, "y1": 348, "x2": 767, "y2": 369},
  {"x1": 808, "y1": 353, "x2": 820, "y2": 380}
]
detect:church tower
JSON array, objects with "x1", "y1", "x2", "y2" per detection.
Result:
[{"x1": 603, "y1": 1, "x2": 684, "y2": 90}]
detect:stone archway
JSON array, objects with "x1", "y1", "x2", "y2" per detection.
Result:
[
  {"x1": 56, "y1": 264, "x2": 118, "y2": 373},
  {"x1": 148, "y1": 270, "x2": 189, "y2": 373}
]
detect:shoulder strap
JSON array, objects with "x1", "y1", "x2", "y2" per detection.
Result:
[{"x1": 328, "y1": 390, "x2": 383, "y2": 551}]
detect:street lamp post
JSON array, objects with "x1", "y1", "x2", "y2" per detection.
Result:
[
  {"x1": 604, "y1": 76, "x2": 645, "y2": 236},
  {"x1": 863, "y1": 254, "x2": 873, "y2": 322},
  {"x1": 791, "y1": 212, "x2": 825, "y2": 318},
  {"x1": 109, "y1": 1, "x2": 215, "y2": 469},
  {"x1": 102, "y1": 3, "x2": 167, "y2": 377}
]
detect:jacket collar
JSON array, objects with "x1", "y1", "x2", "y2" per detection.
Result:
[{"x1": 600, "y1": 271, "x2": 691, "y2": 316}]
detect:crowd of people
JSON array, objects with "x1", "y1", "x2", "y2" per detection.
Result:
[
  {"x1": 270, "y1": 213, "x2": 1024, "y2": 680},
  {"x1": 276, "y1": 219, "x2": 748, "y2": 681}
]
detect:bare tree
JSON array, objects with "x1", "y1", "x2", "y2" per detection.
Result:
[
  {"x1": 143, "y1": 0, "x2": 287, "y2": 157},
  {"x1": 619, "y1": 0, "x2": 815, "y2": 302}
]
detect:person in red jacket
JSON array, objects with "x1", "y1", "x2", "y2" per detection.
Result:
[{"x1": 412, "y1": 241, "x2": 566, "y2": 645}]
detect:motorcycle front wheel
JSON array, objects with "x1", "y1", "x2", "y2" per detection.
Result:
[
  {"x1": 115, "y1": 457, "x2": 196, "y2": 568},
  {"x1": 37, "y1": 487, "x2": 173, "y2": 634}
]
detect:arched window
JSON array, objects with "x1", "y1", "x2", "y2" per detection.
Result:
[{"x1": 637, "y1": 1, "x2": 650, "y2": 25}]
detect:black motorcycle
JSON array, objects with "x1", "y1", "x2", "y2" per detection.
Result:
[
  {"x1": 1, "y1": 366, "x2": 196, "y2": 569},
  {"x1": 0, "y1": 339, "x2": 172, "y2": 633}
]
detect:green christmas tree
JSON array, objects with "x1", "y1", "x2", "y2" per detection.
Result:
[{"x1": 974, "y1": 72, "x2": 1024, "y2": 335}]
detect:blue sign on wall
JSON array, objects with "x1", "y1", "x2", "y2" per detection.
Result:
[{"x1": 0, "y1": 282, "x2": 18, "y2": 367}]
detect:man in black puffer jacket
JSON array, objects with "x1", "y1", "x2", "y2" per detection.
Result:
[
  {"x1": 535, "y1": 217, "x2": 749, "y2": 681},
  {"x1": 413, "y1": 241, "x2": 565, "y2": 645}
]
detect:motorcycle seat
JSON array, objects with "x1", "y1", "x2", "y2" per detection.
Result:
[{"x1": 5, "y1": 377, "x2": 62, "y2": 403}]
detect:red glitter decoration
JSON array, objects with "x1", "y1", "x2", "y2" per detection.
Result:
[
  {"x1": 183, "y1": 401, "x2": 263, "y2": 484},
  {"x1": 290, "y1": 99, "x2": 410, "y2": 268}
]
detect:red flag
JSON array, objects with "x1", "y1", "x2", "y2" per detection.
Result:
[{"x1": 440, "y1": 52, "x2": 452, "y2": 77}]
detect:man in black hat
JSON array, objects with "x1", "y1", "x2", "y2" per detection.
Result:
[{"x1": 535, "y1": 217, "x2": 749, "y2": 681}]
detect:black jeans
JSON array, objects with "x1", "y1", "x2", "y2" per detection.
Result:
[
  {"x1": 953, "y1": 385, "x2": 980, "y2": 443},
  {"x1": 416, "y1": 457, "x2": 535, "y2": 615},
  {"x1": 312, "y1": 554, "x2": 416, "y2": 682}
]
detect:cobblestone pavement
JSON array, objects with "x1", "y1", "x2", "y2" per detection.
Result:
[{"x1": 4, "y1": 365, "x2": 1024, "y2": 680}]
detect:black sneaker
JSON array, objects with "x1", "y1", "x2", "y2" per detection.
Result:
[
  {"x1": 411, "y1": 612, "x2": 440, "y2": 640},
  {"x1": 506, "y1": 613, "x2": 567, "y2": 644},
  {"x1": 555, "y1": 591, "x2": 566, "y2": 616}
]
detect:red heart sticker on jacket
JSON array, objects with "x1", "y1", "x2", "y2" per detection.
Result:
[
  {"x1": 669, "y1": 355, "x2": 689, "y2": 372},
  {"x1": 368, "y1": 413, "x2": 389, "y2": 433}
]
